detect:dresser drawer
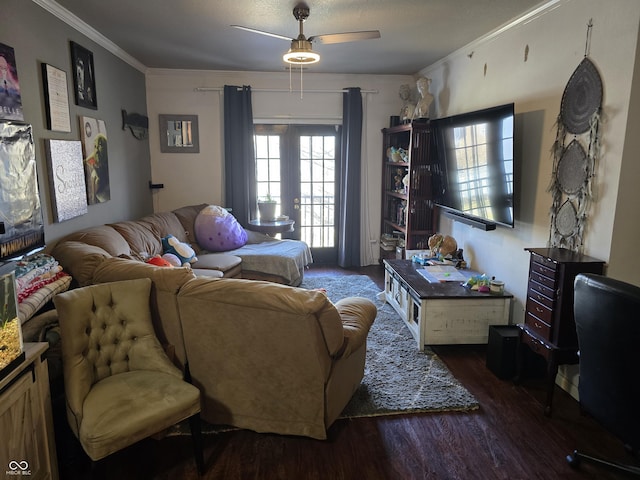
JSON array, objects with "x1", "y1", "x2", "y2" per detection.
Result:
[
  {"x1": 530, "y1": 260, "x2": 557, "y2": 281},
  {"x1": 526, "y1": 297, "x2": 553, "y2": 324},
  {"x1": 520, "y1": 329, "x2": 552, "y2": 362},
  {"x1": 525, "y1": 311, "x2": 551, "y2": 339},
  {"x1": 530, "y1": 271, "x2": 556, "y2": 289},
  {"x1": 527, "y1": 285, "x2": 554, "y2": 309},
  {"x1": 531, "y1": 252, "x2": 558, "y2": 271}
]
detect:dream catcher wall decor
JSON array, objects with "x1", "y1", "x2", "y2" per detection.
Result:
[{"x1": 549, "y1": 20, "x2": 603, "y2": 253}]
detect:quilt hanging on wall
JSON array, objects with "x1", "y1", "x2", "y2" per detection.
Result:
[{"x1": 548, "y1": 22, "x2": 603, "y2": 253}]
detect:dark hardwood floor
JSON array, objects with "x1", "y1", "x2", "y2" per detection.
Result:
[{"x1": 54, "y1": 265, "x2": 639, "y2": 479}]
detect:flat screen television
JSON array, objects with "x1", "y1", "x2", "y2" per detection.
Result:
[{"x1": 431, "y1": 103, "x2": 515, "y2": 230}]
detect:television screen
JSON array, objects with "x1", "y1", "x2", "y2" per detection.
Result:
[{"x1": 432, "y1": 103, "x2": 515, "y2": 228}]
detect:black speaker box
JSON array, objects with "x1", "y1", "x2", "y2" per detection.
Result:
[{"x1": 486, "y1": 325, "x2": 520, "y2": 380}]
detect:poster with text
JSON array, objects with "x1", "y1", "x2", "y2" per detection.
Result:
[
  {"x1": 0, "y1": 43, "x2": 24, "y2": 121},
  {"x1": 45, "y1": 139, "x2": 88, "y2": 222},
  {"x1": 80, "y1": 116, "x2": 110, "y2": 204}
]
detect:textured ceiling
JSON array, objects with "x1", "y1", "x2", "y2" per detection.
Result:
[{"x1": 52, "y1": 0, "x2": 547, "y2": 74}]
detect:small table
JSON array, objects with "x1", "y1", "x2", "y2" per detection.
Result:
[{"x1": 248, "y1": 219, "x2": 295, "y2": 236}]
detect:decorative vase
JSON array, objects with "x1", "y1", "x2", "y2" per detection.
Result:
[{"x1": 257, "y1": 202, "x2": 277, "y2": 221}]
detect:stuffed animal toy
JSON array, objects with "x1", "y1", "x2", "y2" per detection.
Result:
[
  {"x1": 194, "y1": 205, "x2": 248, "y2": 252},
  {"x1": 162, "y1": 253, "x2": 182, "y2": 267},
  {"x1": 146, "y1": 255, "x2": 173, "y2": 268},
  {"x1": 161, "y1": 235, "x2": 197, "y2": 266}
]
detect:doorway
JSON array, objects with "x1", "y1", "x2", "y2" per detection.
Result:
[{"x1": 254, "y1": 124, "x2": 341, "y2": 264}]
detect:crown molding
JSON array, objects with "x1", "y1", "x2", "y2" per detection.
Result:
[{"x1": 32, "y1": 0, "x2": 147, "y2": 73}]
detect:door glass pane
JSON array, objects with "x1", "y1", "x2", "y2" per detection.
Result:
[
  {"x1": 255, "y1": 134, "x2": 281, "y2": 215},
  {"x1": 300, "y1": 135, "x2": 335, "y2": 248}
]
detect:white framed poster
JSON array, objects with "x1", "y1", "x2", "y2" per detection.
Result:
[{"x1": 42, "y1": 63, "x2": 71, "y2": 132}]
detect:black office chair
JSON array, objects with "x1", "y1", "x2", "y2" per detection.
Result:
[{"x1": 566, "y1": 273, "x2": 640, "y2": 476}]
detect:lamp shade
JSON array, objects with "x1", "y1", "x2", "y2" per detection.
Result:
[{"x1": 283, "y1": 39, "x2": 320, "y2": 64}]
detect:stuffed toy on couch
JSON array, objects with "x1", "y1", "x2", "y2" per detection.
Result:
[{"x1": 162, "y1": 234, "x2": 198, "y2": 266}]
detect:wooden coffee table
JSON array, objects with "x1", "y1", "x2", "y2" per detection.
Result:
[{"x1": 383, "y1": 259, "x2": 513, "y2": 348}]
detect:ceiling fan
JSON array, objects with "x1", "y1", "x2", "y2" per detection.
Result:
[{"x1": 231, "y1": 2, "x2": 381, "y2": 65}]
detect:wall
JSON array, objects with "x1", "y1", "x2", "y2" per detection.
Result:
[
  {"x1": 0, "y1": 0, "x2": 152, "y2": 246},
  {"x1": 419, "y1": 0, "x2": 640, "y2": 396},
  {"x1": 145, "y1": 69, "x2": 414, "y2": 265}
]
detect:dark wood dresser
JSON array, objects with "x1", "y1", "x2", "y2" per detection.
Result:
[{"x1": 519, "y1": 247, "x2": 605, "y2": 415}]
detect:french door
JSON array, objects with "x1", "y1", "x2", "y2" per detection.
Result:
[{"x1": 255, "y1": 124, "x2": 341, "y2": 264}]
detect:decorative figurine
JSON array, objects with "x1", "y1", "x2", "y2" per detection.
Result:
[
  {"x1": 398, "y1": 83, "x2": 416, "y2": 123},
  {"x1": 413, "y1": 77, "x2": 434, "y2": 120}
]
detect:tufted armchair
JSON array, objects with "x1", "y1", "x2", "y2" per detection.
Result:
[{"x1": 53, "y1": 278, "x2": 204, "y2": 473}]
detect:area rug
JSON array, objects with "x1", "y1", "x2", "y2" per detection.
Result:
[
  {"x1": 168, "y1": 274, "x2": 478, "y2": 436},
  {"x1": 305, "y1": 274, "x2": 479, "y2": 418}
]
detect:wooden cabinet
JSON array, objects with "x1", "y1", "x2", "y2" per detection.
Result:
[
  {"x1": 519, "y1": 247, "x2": 605, "y2": 415},
  {"x1": 380, "y1": 121, "x2": 437, "y2": 261},
  {"x1": 0, "y1": 343, "x2": 58, "y2": 479}
]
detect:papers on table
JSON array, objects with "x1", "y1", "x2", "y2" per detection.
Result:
[{"x1": 417, "y1": 265, "x2": 468, "y2": 283}]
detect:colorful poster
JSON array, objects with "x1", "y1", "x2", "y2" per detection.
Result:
[
  {"x1": 0, "y1": 43, "x2": 24, "y2": 122},
  {"x1": 80, "y1": 116, "x2": 110, "y2": 204}
]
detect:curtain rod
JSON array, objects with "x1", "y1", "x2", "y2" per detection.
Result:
[{"x1": 194, "y1": 87, "x2": 378, "y2": 94}]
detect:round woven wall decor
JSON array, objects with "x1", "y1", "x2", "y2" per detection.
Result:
[
  {"x1": 560, "y1": 57, "x2": 603, "y2": 134},
  {"x1": 557, "y1": 140, "x2": 589, "y2": 195},
  {"x1": 554, "y1": 199, "x2": 579, "y2": 238}
]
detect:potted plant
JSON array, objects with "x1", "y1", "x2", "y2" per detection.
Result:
[{"x1": 257, "y1": 194, "x2": 277, "y2": 221}]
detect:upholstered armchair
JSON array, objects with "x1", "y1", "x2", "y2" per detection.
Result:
[{"x1": 53, "y1": 278, "x2": 204, "y2": 473}]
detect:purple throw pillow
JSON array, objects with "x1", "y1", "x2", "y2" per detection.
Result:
[{"x1": 195, "y1": 206, "x2": 248, "y2": 252}]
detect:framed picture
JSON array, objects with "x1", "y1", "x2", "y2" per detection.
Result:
[
  {"x1": 70, "y1": 41, "x2": 97, "y2": 109},
  {"x1": 41, "y1": 63, "x2": 71, "y2": 132},
  {"x1": 45, "y1": 139, "x2": 87, "y2": 222},
  {"x1": 159, "y1": 114, "x2": 200, "y2": 153},
  {"x1": 0, "y1": 42, "x2": 24, "y2": 121},
  {"x1": 80, "y1": 116, "x2": 110, "y2": 204}
]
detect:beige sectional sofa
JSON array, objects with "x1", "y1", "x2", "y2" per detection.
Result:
[
  {"x1": 48, "y1": 204, "x2": 377, "y2": 439},
  {"x1": 52, "y1": 203, "x2": 312, "y2": 287}
]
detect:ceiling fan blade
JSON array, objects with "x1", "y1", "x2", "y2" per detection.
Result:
[
  {"x1": 309, "y1": 30, "x2": 381, "y2": 44},
  {"x1": 231, "y1": 25, "x2": 292, "y2": 42}
]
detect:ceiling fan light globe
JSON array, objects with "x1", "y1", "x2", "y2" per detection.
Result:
[
  {"x1": 283, "y1": 39, "x2": 320, "y2": 64},
  {"x1": 283, "y1": 50, "x2": 320, "y2": 64}
]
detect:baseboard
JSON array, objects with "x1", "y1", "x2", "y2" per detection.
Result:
[{"x1": 556, "y1": 364, "x2": 579, "y2": 401}]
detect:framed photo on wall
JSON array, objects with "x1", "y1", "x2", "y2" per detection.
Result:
[
  {"x1": 41, "y1": 63, "x2": 71, "y2": 132},
  {"x1": 70, "y1": 41, "x2": 97, "y2": 109}
]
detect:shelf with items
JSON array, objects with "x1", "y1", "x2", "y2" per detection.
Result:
[{"x1": 380, "y1": 121, "x2": 437, "y2": 261}]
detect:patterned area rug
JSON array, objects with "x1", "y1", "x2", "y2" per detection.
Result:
[
  {"x1": 306, "y1": 274, "x2": 479, "y2": 418},
  {"x1": 168, "y1": 274, "x2": 478, "y2": 436}
]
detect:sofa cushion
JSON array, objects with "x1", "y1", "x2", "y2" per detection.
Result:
[
  {"x1": 138, "y1": 212, "x2": 190, "y2": 243},
  {"x1": 93, "y1": 257, "x2": 196, "y2": 294},
  {"x1": 58, "y1": 225, "x2": 131, "y2": 257},
  {"x1": 50, "y1": 241, "x2": 112, "y2": 287},
  {"x1": 195, "y1": 206, "x2": 248, "y2": 252},
  {"x1": 109, "y1": 220, "x2": 163, "y2": 258},
  {"x1": 192, "y1": 253, "x2": 242, "y2": 273},
  {"x1": 172, "y1": 204, "x2": 208, "y2": 252}
]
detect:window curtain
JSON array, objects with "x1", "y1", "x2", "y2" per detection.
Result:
[
  {"x1": 338, "y1": 87, "x2": 363, "y2": 267},
  {"x1": 223, "y1": 85, "x2": 255, "y2": 225}
]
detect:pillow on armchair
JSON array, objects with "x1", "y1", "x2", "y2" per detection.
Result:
[{"x1": 195, "y1": 205, "x2": 248, "y2": 252}]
